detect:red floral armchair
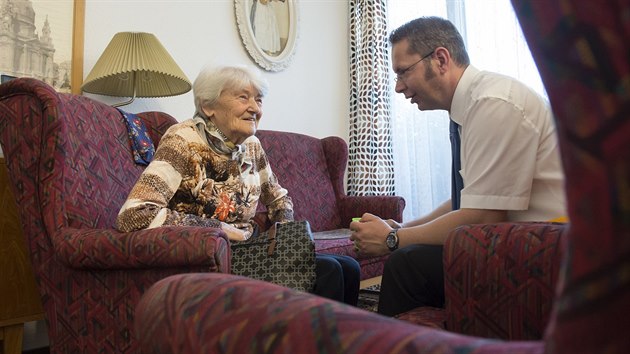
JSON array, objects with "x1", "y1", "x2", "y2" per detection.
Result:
[
  {"x1": 134, "y1": 0, "x2": 630, "y2": 353},
  {"x1": 0, "y1": 78, "x2": 230, "y2": 353}
]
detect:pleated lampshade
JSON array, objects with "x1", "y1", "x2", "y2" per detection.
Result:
[{"x1": 81, "y1": 32, "x2": 191, "y2": 99}]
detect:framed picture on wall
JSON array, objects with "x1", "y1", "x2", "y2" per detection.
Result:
[
  {"x1": 0, "y1": 0, "x2": 84, "y2": 94},
  {"x1": 235, "y1": 0, "x2": 299, "y2": 72}
]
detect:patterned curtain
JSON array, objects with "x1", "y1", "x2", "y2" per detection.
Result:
[{"x1": 347, "y1": 0, "x2": 394, "y2": 196}]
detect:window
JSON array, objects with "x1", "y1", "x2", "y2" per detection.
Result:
[{"x1": 387, "y1": 0, "x2": 545, "y2": 221}]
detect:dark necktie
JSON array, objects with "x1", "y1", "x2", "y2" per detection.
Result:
[{"x1": 449, "y1": 120, "x2": 464, "y2": 210}]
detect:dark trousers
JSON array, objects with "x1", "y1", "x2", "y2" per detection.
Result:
[
  {"x1": 377, "y1": 244, "x2": 444, "y2": 316},
  {"x1": 313, "y1": 254, "x2": 360, "y2": 306}
]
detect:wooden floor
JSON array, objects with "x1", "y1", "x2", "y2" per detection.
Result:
[{"x1": 359, "y1": 275, "x2": 382, "y2": 289}]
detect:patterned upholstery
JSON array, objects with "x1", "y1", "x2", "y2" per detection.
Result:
[
  {"x1": 396, "y1": 222, "x2": 566, "y2": 340},
  {"x1": 255, "y1": 129, "x2": 405, "y2": 280},
  {"x1": 135, "y1": 273, "x2": 543, "y2": 354},
  {"x1": 513, "y1": 0, "x2": 630, "y2": 352},
  {"x1": 0, "y1": 78, "x2": 230, "y2": 353},
  {"x1": 135, "y1": 0, "x2": 630, "y2": 351}
]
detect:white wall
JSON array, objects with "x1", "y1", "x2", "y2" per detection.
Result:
[{"x1": 82, "y1": 0, "x2": 350, "y2": 141}]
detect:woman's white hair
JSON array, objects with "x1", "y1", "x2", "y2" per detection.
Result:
[{"x1": 193, "y1": 64, "x2": 269, "y2": 118}]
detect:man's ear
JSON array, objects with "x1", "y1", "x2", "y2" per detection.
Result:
[{"x1": 434, "y1": 47, "x2": 450, "y2": 73}]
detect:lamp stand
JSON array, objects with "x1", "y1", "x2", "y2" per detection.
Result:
[{"x1": 111, "y1": 72, "x2": 137, "y2": 108}]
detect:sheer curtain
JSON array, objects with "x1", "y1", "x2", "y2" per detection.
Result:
[{"x1": 387, "y1": 0, "x2": 545, "y2": 221}]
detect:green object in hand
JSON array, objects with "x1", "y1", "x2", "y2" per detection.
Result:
[{"x1": 352, "y1": 217, "x2": 361, "y2": 222}]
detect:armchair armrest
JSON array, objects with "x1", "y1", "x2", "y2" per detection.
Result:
[
  {"x1": 338, "y1": 195, "x2": 405, "y2": 226},
  {"x1": 135, "y1": 273, "x2": 539, "y2": 354},
  {"x1": 443, "y1": 222, "x2": 567, "y2": 340},
  {"x1": 53, "y1": 226, "x2": 230, "y2": 273}
]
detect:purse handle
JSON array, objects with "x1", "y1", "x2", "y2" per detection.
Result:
[{"x1": 267, "y1": 222, "x2": 279, "y2": 256}]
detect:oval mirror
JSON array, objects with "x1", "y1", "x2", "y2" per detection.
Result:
[{"x1": 234, "y1": 0, "x2": 299, "y2": 72}]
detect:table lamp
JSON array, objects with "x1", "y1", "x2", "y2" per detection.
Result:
[{"x1": 81, "y1": 32, "x2": 191, "y2": 107}]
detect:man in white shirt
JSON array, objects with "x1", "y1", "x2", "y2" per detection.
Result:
[{"x1": 349, "y1": 16, "x2": 566, "y2": 316}]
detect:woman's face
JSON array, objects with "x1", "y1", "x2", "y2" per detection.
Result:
[{"x1": 202, "y1": 84, "x2": 263, "y2": 145}]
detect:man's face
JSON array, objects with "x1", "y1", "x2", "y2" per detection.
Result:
[{"x1": 392, "y1": 39, "x2": 442, "y2": 111}]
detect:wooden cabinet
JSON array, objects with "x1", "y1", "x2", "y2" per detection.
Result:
[{"x1": 0, "y1": 158, "x2": 44, "y2": 354}]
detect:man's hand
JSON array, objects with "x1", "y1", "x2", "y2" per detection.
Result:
[
  {"x1": 349, "y1": 213, "x2": 392, "y2": 257},
  {"x1": 385, "y1": 219, "x2": 402, "y2": 229}
]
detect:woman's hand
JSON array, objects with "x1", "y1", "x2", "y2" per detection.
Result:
[{"x1": 221, "y1": 222, "x2": 252, "y2": 241}]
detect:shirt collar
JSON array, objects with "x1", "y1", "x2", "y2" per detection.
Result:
[{"x1": 450, "y1": 65, "x2": 480, "y2": 125}]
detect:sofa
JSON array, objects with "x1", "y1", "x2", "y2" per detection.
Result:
[
  {"x1": 133, "y1": 0, "x2": 630, "y2": 353},
  {"x1": 0, "y1": 78, "x2": 230, "y2": 353}
]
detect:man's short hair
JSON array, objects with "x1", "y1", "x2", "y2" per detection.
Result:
[{"x1": 389, "y1": 16, "x2": 470, "y2": 67}]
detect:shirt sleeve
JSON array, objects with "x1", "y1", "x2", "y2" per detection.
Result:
[
  {"x1": 459, "y1": 96, "x2": 539, "y2": 211},
  {"x1": 115, "y1": 128, "x2": 221, "y2": 232}
]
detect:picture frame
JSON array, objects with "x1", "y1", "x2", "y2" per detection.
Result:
[
  {"x1": 1, "y1": 74, "x2": 17, "y2": 84},
  {"x1": 0, "y1": 0, "x2": 84, "y2": 94},
  {"x1": 234, "y1": 0, "x2": 299, "y2": 72},
  {"x1": 71, "y1": 0, "x2": 85, "y2": 95}
]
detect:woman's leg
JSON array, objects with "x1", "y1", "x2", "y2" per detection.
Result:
[
  {"x1": 313, "y1": 254, "x2": 344, "y2": 302},
  {"x1": 312, "y1": 254, "x2": 360, "y2": 306},
  {"x1": 330, "y1": 254, "x2": 360, "y2": 306}
]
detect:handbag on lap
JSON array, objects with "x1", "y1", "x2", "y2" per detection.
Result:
[{"x1": 230, "y1": 220, "x2": 316, "y2": 292}]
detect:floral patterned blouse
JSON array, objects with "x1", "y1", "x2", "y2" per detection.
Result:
[{"x1": 115, "y1": 115, "x2": 293, "y2": 234}]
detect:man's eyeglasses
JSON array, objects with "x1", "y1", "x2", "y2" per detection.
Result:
[{"x1": 394, "y1": 50, "x2": 435, "y2": 82}]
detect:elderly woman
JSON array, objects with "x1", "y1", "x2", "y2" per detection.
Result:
[{"x1": 116, "y1": 65, "x2": 359, "y2": 305}]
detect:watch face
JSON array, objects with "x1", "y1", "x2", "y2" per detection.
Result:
[
  {"x1": 386, "y1": 232, "x2": 397, "y2": 249},
  {"x1": 386, "y1": 235, "x2": 394, "y2": 247}
]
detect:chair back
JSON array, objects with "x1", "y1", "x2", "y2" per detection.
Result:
[
  {"x1": 256, "y1": 130, "x2": 347, "y2": 232},
  {"x1": 0, "y1": 78, "x2": 176, "y2": 236}
]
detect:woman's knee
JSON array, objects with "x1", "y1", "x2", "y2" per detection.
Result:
[
  {"x1": 334, "y1": 255, "x2": 360, "y2": 276},
  {"x1": 315, "y1": 254, "x2": 343, "y2": 278}
]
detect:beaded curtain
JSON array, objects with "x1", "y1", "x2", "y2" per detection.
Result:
[{"x1": 347, "y1": 0, "x2": 395, "y2": 196}]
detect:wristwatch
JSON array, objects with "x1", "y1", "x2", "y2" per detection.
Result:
[{"x1": 385, "y1": 229, "x2": 399, "y2": 251}]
